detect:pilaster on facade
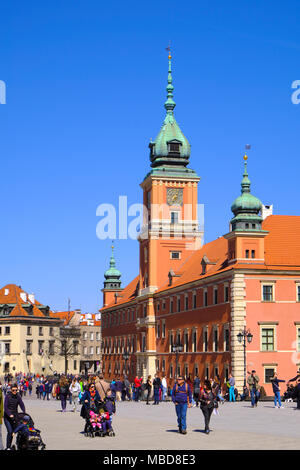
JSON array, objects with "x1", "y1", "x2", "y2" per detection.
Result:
[{"x1": 230, "y1": 272, "x2": 247, "y2": 392}]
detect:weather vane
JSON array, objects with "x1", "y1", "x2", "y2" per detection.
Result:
[
  {"x1": 166, "y1": 42, "x2": 171, "y2": 59},
  {"x1": 244, "y1": 144, "x2": 251, "y2": 160}
]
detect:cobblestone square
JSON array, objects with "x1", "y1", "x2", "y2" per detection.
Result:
[{"x1": 2, "y1": 395, "x2": 300, "y2": 450}]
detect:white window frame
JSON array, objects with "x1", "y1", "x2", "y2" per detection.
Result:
[
  {"x1": 261, "y1": 282, "x2": 276, "y2": 302},
  {"x1": 260, "y1": 324, "x2": 277, "y2": 352}
]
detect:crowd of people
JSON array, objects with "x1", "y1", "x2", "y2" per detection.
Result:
[{"x1": 0, "y1": 366, "x2": 300, "y2": 448}]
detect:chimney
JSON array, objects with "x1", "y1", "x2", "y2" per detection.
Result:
[
  {"x1": 28, "y1": 294, "x2": 35, "y2": 304},
  {"x1": 4, "y1": 288, "x2": 9, "y2": 296},
  {"x1": 261, "y1": 204, "x2": 273, "y2": 220},
  {"x1": 20, "y1": 292, "x2": 27, "y2": 302}
]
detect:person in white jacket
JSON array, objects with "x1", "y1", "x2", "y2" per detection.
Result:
[
  {"x1": 69, "y1": 378, "x2": 81, "y2": 412},
  {"x1": 161, "y1": 375, "x2": 168, "y2": 402}
]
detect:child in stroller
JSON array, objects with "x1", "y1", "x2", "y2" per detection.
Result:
[
  {"x1": 283, "y1": 384, "x2": 294, "y2": 403},
  {"x1": 11, "y1": 413, "x2": 46, "y2": 450},
  {"x1": 80, "y1": 384, "x2": 106, "y2": 437}
]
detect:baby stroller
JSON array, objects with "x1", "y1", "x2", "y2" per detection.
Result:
[
  {"x1": 283, "y1": 385, "x2": 294, "y2": 404},
  {"x1": 12, "y1": 413, "x2": 46, "y2": 450},
  {"x1": 83, "y1": 409, "x2": 105, "y2": 438}
]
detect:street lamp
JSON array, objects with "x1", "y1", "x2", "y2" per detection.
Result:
[
  {"x1": 123, "y1": 348, "x2": 130, "y2": 376},
  {"x1": 172, "y1": 339, "x2": 183, "y2": 380},
  {"x1": 237, "y1": 328, "x2": 253, "y2": 387}
]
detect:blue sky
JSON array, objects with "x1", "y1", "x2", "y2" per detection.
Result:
[{"x1": 1, "y1": 1, "x2": 300, "y2": 312}]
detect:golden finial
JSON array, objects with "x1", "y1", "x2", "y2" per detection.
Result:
[
  {"x1": 243, "y1": 154, "x2": 248, "y2": 161},
  {"x1": 166, "y1": 44, "x2": 171, "y2": 60}
]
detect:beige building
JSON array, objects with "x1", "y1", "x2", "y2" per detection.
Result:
[
  {"x1": 0, "y1": 284, "x2": 81, "y2": 376},
  {"x1": 79, "y1": 313, "x2": 102, "y2": 374}
]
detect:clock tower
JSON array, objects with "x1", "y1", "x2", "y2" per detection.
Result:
[{"x1": 138, "y1": 51, "x2": 203, "y2": 296}]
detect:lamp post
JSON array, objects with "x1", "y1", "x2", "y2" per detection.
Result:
[
  {"x1": 123, "y1": 348, "x2": 130, "y2": 376},
  {"x1": 237, "y1": 328, "x2": 253, "y2": 387},
  {"x1": 172, "y1": 340, "x2": 183, "y2": 380}
]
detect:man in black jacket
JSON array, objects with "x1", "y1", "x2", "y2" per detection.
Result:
[
  {"x1": 152, "y1": 374, "x2": 162, "y2": 405},
  {"x1": 4, "y1": 384, "x2": 26, "y2": 449}
]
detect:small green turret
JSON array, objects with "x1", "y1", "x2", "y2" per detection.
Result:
[
  {"x1": 103, "y1": 244, "x2": 122, "y2": 289},
  {"x1": 230, "y1": 154, "x2": 263, "y2": 231}
]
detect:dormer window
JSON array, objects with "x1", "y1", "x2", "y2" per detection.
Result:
[
  {"x1": 167, "y1": 140, "x2": 181, "y2": 154},
  {"x1": 169, "y1": 142, "x2": 180, "y2": 153}
]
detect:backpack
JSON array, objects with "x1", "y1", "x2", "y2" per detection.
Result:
[{"x1": 175, "y1": 382, "x2": 190, "y2": 404}]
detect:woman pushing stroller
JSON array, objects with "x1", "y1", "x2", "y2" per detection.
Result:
[{"x1": 80, "y1": 383, "x2": 115, "y2": 437}]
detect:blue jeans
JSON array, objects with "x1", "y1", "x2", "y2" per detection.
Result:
[
  {"x1": 154, "y1": 388, "x2": 160, "y2": 404},
  {"x1": 175, "y1": 403, "x2": 188, "y2": 431},
  {"x1": 162, "y1": 387, "x2": 167, "y2": 401},
  {"x1": 274, "y1": 391, "x2": 282, "y2": 407},
  {"x1": 61, "y1": 395, "x2": 67, "y2": 411},
  {"x1": 4, "y1": 417, "x2": 14, "y2": 448},
  {"x1": 250, "y1": 389, "x2": 260, "y2": 406},
  {"x1": 229, "y1": 386, "x2": 235, "y2": 402}
]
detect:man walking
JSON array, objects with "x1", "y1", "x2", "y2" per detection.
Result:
[
  {"x1": 247, "y1": 370, "x2": 260, "y2": 407},
  {"x1": 228, "y1": 373, "x2": 235, "y2": 402},
  {"x1": 152, "y1": 373, "x2": 162, "y2": 405},
  {"x1": 172, "y1": 376, "x2": 192, "y2": 434},
  {"x1": 270, "y1": 373, "x2": 285, "y2": 408}
]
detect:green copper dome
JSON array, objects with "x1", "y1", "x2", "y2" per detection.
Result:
[
  {"x1": 230, "y1": 156, "x2": 263, "y2": 231},
  {"x1": 103, "y1": 245, "x2": 122, "y2": 289},
  {"x1": 149, "y1": 54, "x2": 191, "y2": 169}
]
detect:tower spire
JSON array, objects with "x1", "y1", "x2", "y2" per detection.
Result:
[
  {"x1": 109, "y1": 241, "x2": 116, "y2": 268},
  {"x1": 164, "y1": 46, "x2": 176, "y2": 115},
  {"x1": 241, "y1": 153, "x2": 251, "y2": 194}
]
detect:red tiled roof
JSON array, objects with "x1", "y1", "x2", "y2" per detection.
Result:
[
  {"x1": 263, "y1": 215, "x2": 300, "y2": 267},
  {"x1": 0, "y1": 284, "x2": 54, "y2": 318},
  {"x1": 52, "y1": 311, "x2": 76, "y2": 325},
  {"x1": 101, "y1": 215, "x2": 300, "y2": 310}
]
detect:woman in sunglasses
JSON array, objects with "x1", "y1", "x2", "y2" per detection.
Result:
[
  {"x1": 4, "y1": 384, "x2": 25, "y2": 449},
  {"x1": 80, "y1": 383, "x2": 102, "y2": 419}
]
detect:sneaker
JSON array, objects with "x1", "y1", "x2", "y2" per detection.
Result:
[
  {"x1": 280, "y1": 406, "x2": 284, "y2": 409},
  {"x1": 178, "y1": 428, "x2": 182, "y2": 433},
  {"x1": 181, "y1": 430, "x2": 187, "y2": 435}
]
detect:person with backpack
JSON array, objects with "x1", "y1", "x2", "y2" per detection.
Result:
[
  {"x1": 59, "y1": 376, "x2": 69, "y2": 412},
  {"x1": 172, "y1": 376, "x2": 192, "y2": 434},
  {"x1": 247, "y1": 370, "x2": 260, "y2": 407}
]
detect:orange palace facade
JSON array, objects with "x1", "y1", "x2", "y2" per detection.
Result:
[{"x1": 100, "y1": 55, "x2": 300, "y2": 395}]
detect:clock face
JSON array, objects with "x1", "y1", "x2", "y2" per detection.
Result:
[{"x1": 167, "y1": 188, "x2": 183, "y2": 206}]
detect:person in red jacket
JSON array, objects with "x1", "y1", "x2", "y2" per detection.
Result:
[{"x1": 134, "y1": 376, "x2": 143, "y2": 402}]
